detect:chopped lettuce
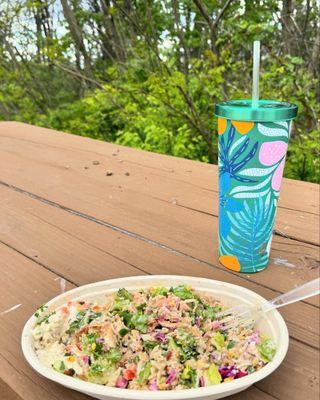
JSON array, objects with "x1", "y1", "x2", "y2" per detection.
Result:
[
  {"x1": 150, "y1": 287, "x2": 168, "y2": 297},
  {"x1": 195, "y1": 304, "x2": 220, "y2": 320},
  {"x1": 170, "y1": 285, "x2": 195, "y2": 300},
  {"x1": 117, "y1": 288, "x2": 133, "y2": 301},
  {"x1": 120, "y1": 311, "x2": 149, "y2": 333},
  {"x1": 111, "y1": 288, "x2": 133, "y2": 312},
  {"x1": 180, "y1": 364, "x2": 197, "y2": 388},
  {"x1": 206, "y1": 364, "x2": 222, "y2": 385},
  {"x1": 257, "y1": 336, "x2": 276, "y2": 362},
  {"x1": 105, "y1": 348, "x2": 122, "y2": 363},
  {"x1": 88, "y1": 363, "x2": 113, "y2": 384},
  {"x1": 53, "y1": 360, "x2": 65, "y2": 372},
  {"x1": 175, "y1": 329, "x2": 198, "y2": 362},
  {"x1": 81, "y1": 332, "x2": 104, "y2": 356},
  {"x1": 212, "y1": 331, "x2": 225, "y2": 350},
  {"x1": 137, "y1": 362, "x2": 151, "y2": 383}
]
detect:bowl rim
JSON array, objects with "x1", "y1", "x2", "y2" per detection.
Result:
[{"x1": 21, "y1": 275, "x2": 289, "y2": 400}]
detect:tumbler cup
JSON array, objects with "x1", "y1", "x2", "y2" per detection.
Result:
[{"x1": 215, "y1": 100, "x2": 298, "y2": 273}]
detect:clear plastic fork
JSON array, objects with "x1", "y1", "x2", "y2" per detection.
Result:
[{"x1": 216, "y1": 278, "x2": 320, "y2": 331}]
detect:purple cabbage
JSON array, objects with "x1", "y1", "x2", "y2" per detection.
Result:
[
  {"x1": 166, "y1": 369, "x2": 177, "y2": 385},
  {"x1": 236, "y1": 370, "x2": 248, "y2": 378},
  {"x1": 219, "y1": 366, "x2": 237, "y2": 379},
  {"x1": 199, "y1": 376, "x2": 205, "y2": 387},
  {"x1": 155, "y1": 331, "x2": 167, "y2": 343},
  {"x1": 149, "y1": 379, "x2": 158, "y2": 391},
  {"x1": 116, "y1": 376, "x2": 128, "y2": 389}
]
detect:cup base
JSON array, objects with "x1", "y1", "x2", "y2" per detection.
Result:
[{"x1": 219, "y1": 255, "x2": 268, "y2": 274}]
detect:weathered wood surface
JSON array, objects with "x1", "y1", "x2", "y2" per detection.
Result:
[{"x1": 0, "y1": 122, "x2": 319, "y2": 400}]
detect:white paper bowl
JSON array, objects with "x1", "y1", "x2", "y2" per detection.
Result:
[{"x1": 21, "y1": 275, "x2": 289, "y2": 400}]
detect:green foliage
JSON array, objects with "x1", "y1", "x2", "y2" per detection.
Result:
[{"x1": 0, "y1": 0, "x2": 319, "y2": 182}]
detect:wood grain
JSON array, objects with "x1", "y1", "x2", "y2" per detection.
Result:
[
  {"x1": 0, "y1": 125, "x2": 319, "y2": 303},
  {"x1": 0, "y1": 122, "x2": 318, "y2": 245},
  {"x1": 0, "y1": 122, "x2": 319, "y2": 400},
  {"x1": 0, "y1": 185, "x2": 318, "y2": 349}
]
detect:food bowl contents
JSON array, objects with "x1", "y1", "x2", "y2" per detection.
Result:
[{"x1": 32, "y1": 285, "x2": 276, "y2": 390}]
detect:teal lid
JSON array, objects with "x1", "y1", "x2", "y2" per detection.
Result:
[{"x1": 215, "y1": 99, "x2": 298, "y2": 122}]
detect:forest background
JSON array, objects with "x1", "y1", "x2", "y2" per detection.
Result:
[{"x1": 0, "y1": 0, "x2": 319, "y2": 182}]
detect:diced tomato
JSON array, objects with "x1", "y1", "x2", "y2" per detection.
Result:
[
  {"x1": 61, "y1": 306, "x2": 69, "y2": 315},
  {"x1": 128, "y1": 364, "x2": 137, "y2": 373},
  {"x1": 123, "y1": 369, "x2": 135, "y2": 381},
  {"x1": 92, "y1": 305, "x2": 101, "y2": 312},
  {"x1": 166, "y1": 351, "x2": 172, "y2": 360}
]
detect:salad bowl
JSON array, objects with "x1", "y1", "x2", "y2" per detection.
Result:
[{"x1": 21, "y1": 275, "x2": 289, "y2": 400}]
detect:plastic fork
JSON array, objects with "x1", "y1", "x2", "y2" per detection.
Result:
[{"x1": 217, "y1": 278, "x2": 320, "y2": 331}]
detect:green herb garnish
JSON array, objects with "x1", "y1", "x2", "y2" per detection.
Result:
[
  {"x1": 66, "y1": 311, "x2": 87, "y2": 334},
  {"x1": 37, "y1": 311, "x2": 56, "y2": 325},
  {"x1": 143, "y1": 341, "x2": 158, "y2": 350},
  {"x1": 227, "y1": 340, "x2": 236, "y2": 350},
  {"x1": 119, "y1": 328, "x2": 130, "y2": 337},
  {"x1": 34, "y1": 304, "x2": 47, "y2": 318},
  {"x1": 82, "y1": 332, "x2": 104, "y2": 356}
]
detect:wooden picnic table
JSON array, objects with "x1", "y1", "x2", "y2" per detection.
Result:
[{"x1": 0, "y1": 121, "x2": 319, "y2": 400}]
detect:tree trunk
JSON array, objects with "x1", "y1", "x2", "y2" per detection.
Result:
[
  {"x1": 172, "y1": 0, "x2": 189, "y2": 75},
  {"x1": 101, "y1": 0, "x2": 126, "y2": 62},
  {"x1": 60, "y1": 0, "x2": 93, "y2": 74},
  {"x1": 281, "y1": 0, "x2": 295, "y2": 54}
]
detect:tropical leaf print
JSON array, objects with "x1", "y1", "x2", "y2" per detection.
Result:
[
  {"x1": 220, "y1": 197, "x2": 275, "y2": 272},
  {"x1": 257, "y1": 123, "x2": 288, "y2": 138},
  {"x1": 229, "y1": 136, "x2": 247, "y2": 156},
  {"x1": 273, "y1": 121, "x2": 288, "y2": 128},
  {"x1": 219, "y1": 125, "x2": 259, "y2": 183},
  {"x1": 232, "y1": 187, "x2": 270, "y2": 199},
  {"x1": 230, "y1": 175, "x2": 272, "y2": 195},
  {"x1": 239, "y1": 165, "x2": 277, "y2": 177}
]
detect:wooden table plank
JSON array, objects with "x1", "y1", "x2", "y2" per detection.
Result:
[
  {"x1": 0, "y1": 122, "x2": 318, "y2": 245},
  {"x1": 0, "y1": 184, "x2": 318, "y2": 349},
  {"x1": 0, "y1": 122, "x2": 318, "y2": 215},
  {"x1": 0, "y1": 122, "x2": 318, "y2": 400},
  {"x1": 0, "y1": 126, "x2": 319, "y2": 306},
  {"x1": 0, "y1": 243, "x2": 276, "y2": 400},
  {"x1": 0, "y1": 243, "x2": 92, "y2": 400}
]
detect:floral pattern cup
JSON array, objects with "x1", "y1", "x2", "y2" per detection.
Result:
[{"x1": 217, "y1": 117, "x2": 294, "y2": 273}]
